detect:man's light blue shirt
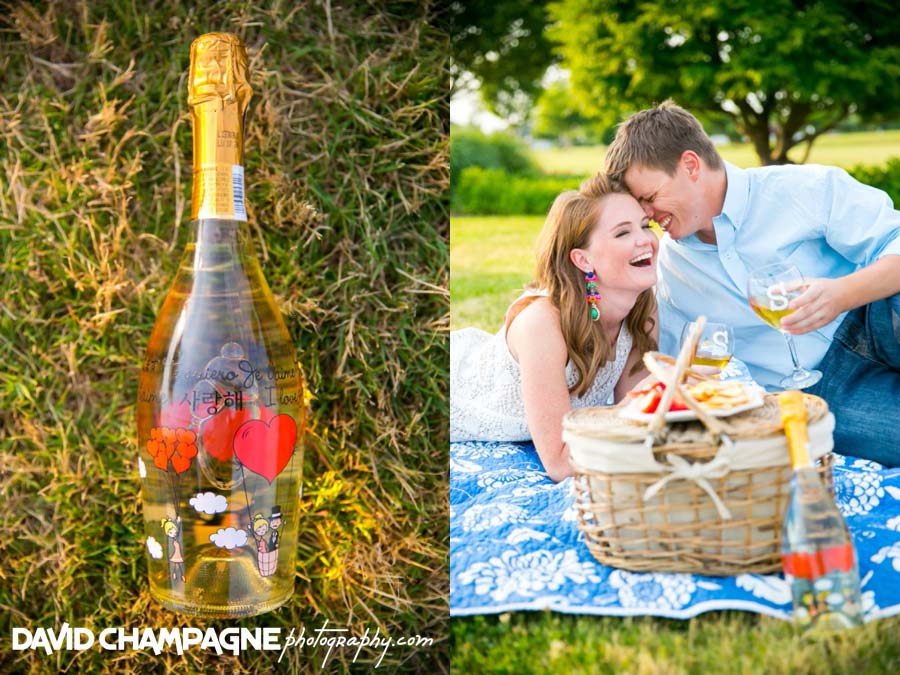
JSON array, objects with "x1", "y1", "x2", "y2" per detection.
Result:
[{"x1": 656, "y1": 161, "x2": 900, "y2": 389}]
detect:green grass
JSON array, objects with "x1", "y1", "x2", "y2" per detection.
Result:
[
  {"x1": 450, "y1": 216, "x2": 544, "y2": 333},
  {"x1": 451, "y1": 612, "x2": 900, "y2": 674},
  {"x1": 0, "y1": 2, "x2": 448, "y2": 673},
  {"x1": 534, "y1": 129, "x2": 900, "y2": 175},
  {"x1": 450, "y1": 216, "x2": 544, "y2": 331}
]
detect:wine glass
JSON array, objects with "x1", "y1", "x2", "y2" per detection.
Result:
[
  {"x1": 747, "y1": 262, "x2": 822, "y2": 389},
  {"x1": 680, "y1": 321, "x2": 734, "y2": 374}
]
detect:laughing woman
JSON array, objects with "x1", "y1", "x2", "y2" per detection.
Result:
[{"x1": 450, "y1": 173, "x2": 659, "y2": 481}]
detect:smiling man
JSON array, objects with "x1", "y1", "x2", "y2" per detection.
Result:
[{"x1": 604, "y1": 100, "x2": 900, "y2": 466}]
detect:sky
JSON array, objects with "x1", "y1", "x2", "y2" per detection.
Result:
[
  {"x1": 451, "y1": 66, "x2": 573, "y2": 134},
  {"x1": 450, "y1": 72, "x2": 509, "y2": 133}
]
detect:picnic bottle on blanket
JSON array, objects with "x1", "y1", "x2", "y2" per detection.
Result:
[
  {"x1": 778, "y1": 391, "x2": 863, "y2": 631},
  {"x1": 136, "y1": 33, "x2": 306, "y2": 617}
]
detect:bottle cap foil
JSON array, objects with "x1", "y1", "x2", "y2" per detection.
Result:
[{"x1": 188, "y1": 32, "x2": 252, "y2": 116}]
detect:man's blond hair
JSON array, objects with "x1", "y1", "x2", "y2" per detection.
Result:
[{"x1": 604, "y1": 100, "x2": 723, "y2": 183}]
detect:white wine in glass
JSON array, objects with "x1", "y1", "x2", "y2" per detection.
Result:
[
  {"x1": 747, "y1": 262, "x2": 823, "y2": 389},
  {"x1": 680, "y1": 321, "x2": 734, "y2": 370}
]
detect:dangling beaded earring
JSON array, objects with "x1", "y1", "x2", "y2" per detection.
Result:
[{"x1": 585, "y1": 271, "x2": 601, "y2": 321}]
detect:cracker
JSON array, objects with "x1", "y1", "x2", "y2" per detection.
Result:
[{"x1": 686, "y1": 380, "x2": 751, "y2": 409}]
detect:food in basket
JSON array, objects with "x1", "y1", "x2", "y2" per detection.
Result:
[
  {"x1": 628, "y1": 382, "x2": 688, "y2": 413},
  {"x1": 626, "y1": 379, "x2": 752, "y2": 414},
  {"x1": 685, "y1": 380, "x2": 752, "y2": 409}
]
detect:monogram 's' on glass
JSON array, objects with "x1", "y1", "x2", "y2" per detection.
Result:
[
  {"x1": 747, "y1": 262, "x2": 823, "y2": 389},
  {"x1": 679, "y1": 320, "x2": 734, "y2": 370},
  {"x1": 136, "y1": 33, "x2": 306, "y2": 617}
]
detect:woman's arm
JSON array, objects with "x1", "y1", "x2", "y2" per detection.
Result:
[{"x1": 507, "y1": 300, "x2": 574, "y2": 482}]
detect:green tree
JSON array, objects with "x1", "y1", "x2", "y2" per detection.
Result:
[
  {"x1": 450, "y1": 1, "x2": 557, "y2": 123},
  {"x1": 532, "y1": 80, "x2": 614, "y2": 145},
  {"x1": 547, "y1": 0, "x2": 900, "y2": 165}
]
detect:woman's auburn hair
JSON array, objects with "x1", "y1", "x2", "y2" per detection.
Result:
[{"x1": 530, "y1": 172, "x2": 657, "y2": 398}]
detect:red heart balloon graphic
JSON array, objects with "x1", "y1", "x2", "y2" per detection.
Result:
[
  {"x1": 176, "y1": 429, "x2": 196, "y2": 445},
  {"x1": 202, "y1": 408, "x2": 252, "y2": 462},
  {"x1": 232, "y1": 414, "x2": 298, "y2": 483},
  {"x1": 159, "y1": 400, "x2": 193, "y2": 430},
  {"x1": 188, "y1": 380, "x2": 226, "y2": 421},
  {"x1": 171, "y1": 454, "x2": 191, "y2": 474},
  {"x1": 179, "y1": 443, "x2": 197, "y2": 459},
  {"x1": 201, "y1": 405, "x2": 276, "y2": 462}
]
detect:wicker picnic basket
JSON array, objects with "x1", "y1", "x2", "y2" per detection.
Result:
[{"x1": 563, "y1": 319, "x2": 835, "y2": 576}]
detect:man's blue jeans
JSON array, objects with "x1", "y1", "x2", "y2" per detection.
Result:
[{"x1": 808, "y1": 296, "x2": 900, "y2": 466}]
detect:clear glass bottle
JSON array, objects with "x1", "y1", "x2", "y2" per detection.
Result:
[
  {"x1": 778, "y1": 391, "x2": 863, "y2": 632},
  {"x1": 136, "y1": 32, "x2": 305, "y2": 617}
]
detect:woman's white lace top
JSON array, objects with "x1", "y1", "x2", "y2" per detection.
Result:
[{"x1": 450, "y1": 293, "x2": 634, "y2": 442}]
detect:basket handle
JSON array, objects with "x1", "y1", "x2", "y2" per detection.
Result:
[{"x1": 643, "y1": 316, "x2": 732, "y2": 443}]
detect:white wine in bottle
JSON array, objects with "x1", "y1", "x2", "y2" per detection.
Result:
[
  {"x1": 136, "y1": 32, "x2": 306, "y2": 617},
  {"x1": 778, "y1": 391, "x2": 863, "y2": 632}
]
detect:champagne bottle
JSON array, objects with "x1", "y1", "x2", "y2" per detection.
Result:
[
  {"x1": 136, "y1": 33, "x2": 306, "y2": 617},
  {"x1": 778, "y1": 391, "x2": 863, "y2": 631}
]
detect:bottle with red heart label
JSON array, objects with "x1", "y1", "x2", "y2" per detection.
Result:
[{"x1": 136, "y1": 33, "x2": 306, "y2": 617}]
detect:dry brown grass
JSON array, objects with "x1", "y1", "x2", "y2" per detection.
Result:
[{"x1": 0, "y1": 1, "x2": 448, "y2": 672}]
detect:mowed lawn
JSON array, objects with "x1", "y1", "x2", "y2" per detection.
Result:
[
  {"x1": 452, "y1": 611, "x2": 900, "y2": 673},
  {"x1": 450, "y1": 215, "x2": 544, "y2": 330},
  {"x1": 534, "y1": 129, "x2": 900, "y2": 175}
]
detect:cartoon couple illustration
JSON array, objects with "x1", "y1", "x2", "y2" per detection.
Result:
[
  {"x1": 161, "y1": 506, "x2": 283, "y2": 582},
  {"x1": 251, "y1": 506, "x2": 283, "y2": 577}
]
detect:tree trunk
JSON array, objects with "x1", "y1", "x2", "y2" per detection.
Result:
[
  {"x1": 770, "y1": 138, "x2": 794, "y2": 164},
  {"x1": 734, "y1": 101, "x2": 775, "y2": 166},
  {"x1": 745, "y1": 124, "x2": 775, "y2": 165},
  {"x1": 737, "y1": 102, "x2": 850, "y2": 166},
  {"x1": 771, "y1": 101, "x2": 812, "y2": 164}
]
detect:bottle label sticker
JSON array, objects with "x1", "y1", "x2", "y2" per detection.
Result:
[
  {"x1": 192, "y1": 164, "x2": 248, "y2": 221},
  {"x1": 231, "y1": 165, "x2": 247, "y2": 221}
]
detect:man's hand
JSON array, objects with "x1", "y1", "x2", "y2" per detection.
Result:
[{"x1": 780, "y1": 277, "x2": 848, "y2": 334}]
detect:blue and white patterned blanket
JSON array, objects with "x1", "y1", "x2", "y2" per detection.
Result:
[{"x1": 450, "y1": 361, "x2": 900, "y2": 620}]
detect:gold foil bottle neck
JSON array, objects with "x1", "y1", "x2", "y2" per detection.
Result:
[
  {"x1": 778, "y1": 391, "x2": 812, "y2": 469},
  {"x1": 188, "y1": 32, "x2": 251, "y2": 221},
  {"x1": 188, "y1": 32, "x2": 252, "y2": 115}
]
